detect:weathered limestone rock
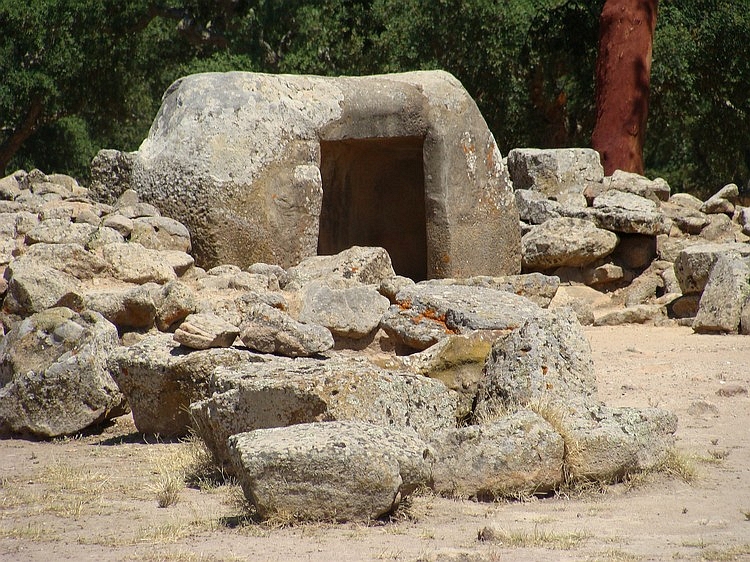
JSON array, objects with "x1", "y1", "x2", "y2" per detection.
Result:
[
  {"x1": 228, "y1": 421, "x2": 433, "y2": 522},
  {"x1": 0, "y1": 308, "x2": 127, "y2": 437},
  {"x1": 420, "y1": 273, "x2": 560, "y2": 308},
  {"x1": 475, "y1": 308, "x2": 596, "y2": 415},
  {"x1": 90, "y1": 71, "x2": 521, "y2": 279},
  {"x1": 298, "y1": 282, "x2": 390, "y2": 339},
  {"x1": 102, "y1": 242, "x2": 177, "y2": 284},
  {"x1": 522, "y1": 217, "x2": 618, "y2": 270},
  {"x1": 286, "y1": 246, "x2": 396, "y2": 290},
  {"x1": 583, "y1": 190, "x2": 671, "y2": 235},
  {"x1": 20, "y1": 243, "x2": 108, "y2": 279},
  {"x1": 190, "y1": 356, "x2": 459, "y2": 468},
  {"x1": 130, "y1": 216, "x2": 192, "y2": 253},
  {"x1": 507, "y1": 148, "x2": 604, "y2": 197},
  {"x1": 593, "y1": 304, "x2": 666, "y2": 326},
  {"x1": 107, "y1": 333, "x2": 256, "y2": 436},
  {"x1": 600, "y1": 170, "x2": 671, "y2": 201},
  {"x1": 674, "y1": 243, "x2": 750, "y2": 295},
  {"x1": 239, "y1": 303, "x2": 333, "y2": 356},
  {"x1": 25, "y1": 218, "x2": 97, "y2": 246},
  {"x1": 84, "y1": 284, "x2": 157, "y2": 330},
  {"x1": 2, "y1": 261, "x2": 83, "y2": 317},
  {"x1": 394, "y1": 330, "x2": 503, "y2": 418},
  {"x1": 154, "y1": 280, "x2": 197, "y2": 331},
  {"x1": 701, "y1": 183, "x2": 738, "y2": 215},
  {"x1": 514, "y1": 189, "x2": 561, "y2": 224},
  {"x1": 430, "y1": 410, "x2": 564, "y2": 499},
  {"x1": 661, "y1": 201, "x2": 710, "y2": 235},
  {"x1": 380, "y1": 283, "x2": 542, "y2": 351},
  {"x1": 693, "y1": 254, "x2": 750, "y2": 334},
  {"x1": 559, "y1": 403, "x2": 678, "y2": 481},
  {"x1": 173, "y1": 312, "x2": 240, "y2": 349}
]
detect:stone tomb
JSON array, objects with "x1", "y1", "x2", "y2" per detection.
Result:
[{"x1": 91, "y1": 70, "x2": 521, "y2": 280}]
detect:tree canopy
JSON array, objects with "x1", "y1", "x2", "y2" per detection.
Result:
[{"x1": 1, "y1": 0, "x2": 747, "y2": 196}]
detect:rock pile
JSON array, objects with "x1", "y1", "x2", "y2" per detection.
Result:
[
  {"x1": 510, "y1": 148, "x2": 750, "y2": 333},
  {"x1": 11, "y1": 146, "x2": 750, "y2": 521}
]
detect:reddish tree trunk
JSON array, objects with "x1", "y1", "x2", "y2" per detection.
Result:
[
  {"x1": 591, "y1": 0, "x2": 658, "y2": 175},
  {"x1": 0, "y1": 96, "x2": 44, "y2": 174}
]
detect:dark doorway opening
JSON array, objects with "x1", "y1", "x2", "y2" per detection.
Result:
[{"x1": 318, "y1": 136, "x2": 428, "y2": 281}]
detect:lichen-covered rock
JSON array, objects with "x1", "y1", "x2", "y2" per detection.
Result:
[
  {"x1": 173, "y1": 312, "x2": 240, "y2": 349},
  {"x1": 102, "y1": 242, "x2": 177, "y2": 284},
  {"x1": 286, "y1": 246, "x2": 396, "y2": 290},
  {"x1": 693, "y1": 254, "x2": 750, "y2": 334},
  {"x1": 674, "y1": 243, "x2": 750, "y2": 295},
  {"x1": 475, "y1": 308, "x2": 596, "y2": 415},
  {"x1": 190, "y1": 355, "x2": 459, "y2": 468},
  {"x1": 380, "y1": 284, "x2": 542, "y2": 351},
  {"x1": 2, "y1": 261, "x2": 83, "y2": 317},
  {"x1": 90, "y1": 71, "x2": 520, "y2": 278},
  {"x1": 239, "y1": 303, "x2": 333, "y2": 356},
  {"x1": 228, "y1": 421, "x2": 433, "y2": 522},
  {"x1": 429, "y1": 410, "x2": 564, "y2": 499},
  {"x1": 521, "y1": 217, "x2": 618, "y2": 270},
  {"x1": 506, "y1": 148, "x2": 604, "y2": 198},
  {"x1": 107, "y1": 333, "x2": 256, "y2": 436},
  {"x1": 0, "y1": 308, "x2": 127, "y2": 437},
  {"x1": 298, "y1": 282, "x2": 390, "y2": 339}
]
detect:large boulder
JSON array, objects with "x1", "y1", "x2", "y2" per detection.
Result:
[
  {"x1": 228, "y1": 421, "x2": 433, "y2": 522},
  {"x1": 429, "y1": 410, "x2": 565, "y2": 499},
  {"x1": 190, "y1": 355, "x2": 460, "y2": 468},
  {"x1": 0, "y1": 308, "x2": 127, "y2": 438},
  {"x1": 107, "y1": 333, "x2": 257, "y2": 436},
  {"x1": 89, "y1": 71, "x2": 521, "y2": 279}
]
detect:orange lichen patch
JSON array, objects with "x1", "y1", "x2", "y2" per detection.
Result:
[
  {"x1": 485, "y1": 147, "x2": 495, "y2": 169},
  {"x1": 411, "y1": 307, "x2": 459, "y2": 335},
  {"x1": 398, "y1": 299, "x2": 413, "y2": 311}
]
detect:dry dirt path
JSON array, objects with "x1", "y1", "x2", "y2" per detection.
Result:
[{"x1": 1, "y1": 325, "x2": 749, "y2": 561}]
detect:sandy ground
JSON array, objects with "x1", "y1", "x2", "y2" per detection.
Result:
[{"x1": 1, "y1": 325, "x2": 750, "y2": 562}]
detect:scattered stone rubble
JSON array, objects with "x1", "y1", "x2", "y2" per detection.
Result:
[{"x1": 0, "y1": 146, "x2": 746, "y2": 522}]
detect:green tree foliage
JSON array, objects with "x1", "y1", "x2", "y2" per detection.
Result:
[
  {"x1": 646, "y1": 0, "x2": 750, "y2": 196},
  {"x1": 1, "y1": 0, "x2": 747, "y2": 194}
]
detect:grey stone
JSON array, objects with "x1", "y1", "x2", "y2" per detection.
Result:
[
  {"x1": 2, "y1": 261, "x2": 83, "y2": 317},
  {"x1": 522, "y1": 217, "x2": 618, "y2": 270},
  {"x1": 693, "y1": 254, "x2": 750, "y2": 334},
  {"x1": 661, "y1": 201, "x2": 710, "y2": 235},
  {"x1": 0, "y1": 308, "x2": 127, "y2": 438},
  {"x1": 514, "y1": 189, "x2": 561, "y2": 224},
  {"x1": 559, "y1": 403, "x2": 678, "y2": 481},
  {"x1": 190, "y1": 355, "x2": 459, "y2": 469},
  {"x1": 507, "y1": 148, "x2": 604, "y2": 197},
  {"x1": 102, "y1": 242, "x2": 177, "y2": 284},
  {"x1": 107, "y1": 333, "x2": 256, "y2": 436},
  {"x1": 593, "y1": 304, "x2": 666, "y2": 326},
  {"x1": 228, "y1": 421, "x2": 433, "y2": 522},
  {"x1": 173, "y1": 312, "x2": 240, "y2": 349},
  {"x1": 380, "y1": 284, "x2": 542, "y2": 351},
  {"x1": 286, "y1": 246, "x2": 396, "y2": 290},
  {"x1": 601, "y1": 170, "x2": 671, "y2": 201},
  {"x1": 83, "y1": 284, "x2": 157, "y2": 330},
  {"x1": 25, "y1": 218, "x2": 98, "y2": 246},
  {"x1": 669, "y1": 192, "x2": 704, "y2": 210},
  {"x1": 582, "y1": 190, "x2": 671, "y2": 235},
  {"x1": 475, "y1": 308, "x2": 596, "y2": 415},
  {"x1": 0, "y1": 173, "x2": 22, "y2": 200},
  {"x1": 240, "y1": 303, "x2": 333, "y2": 356},
  {"x1": 582, "y1": 262, "x2": 626, "y2": 287},
  {"x1": 701, "y1": 183, "x2": 738, "y2": 215},
  {"x1": 20, "y1": 242, "x2": 107, "y2": 279},
  {"x1": 299, "y1": 282, "x2": 390, "y2": 339},
  {"x1": 420, "y1": 273, "x2": 560, "y2": 308},
  {"x1": 674, "y1": 243, "x2": 750, "y2": 295},
  {"x1": 90, "y1": 71, "x2": 521, "y2": 278},
  {"x1": 130, "y1": 216, "x2": 191, "y2": 253},
  {"x1": 430, "y1": 410, "x2": 564, "y2": 499},
  {"x1": 700, "y1": 212, "x2": 737, "y2": 242}
]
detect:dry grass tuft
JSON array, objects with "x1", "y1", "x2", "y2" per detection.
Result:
[{"x1": 477, "y1": 524, "x2": 591, "y2": 550}]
